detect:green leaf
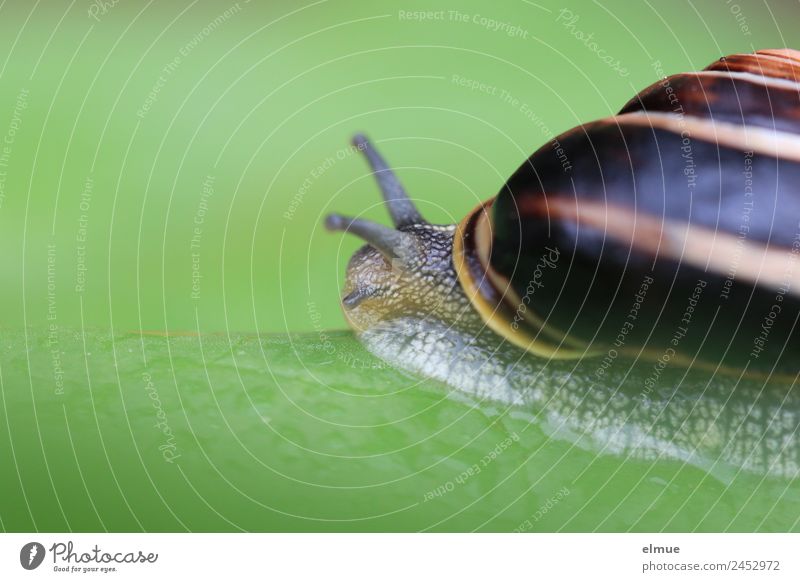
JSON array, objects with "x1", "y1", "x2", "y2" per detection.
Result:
[{"x1": 0, "y1": 328, "x2": 796, "y2": 532}]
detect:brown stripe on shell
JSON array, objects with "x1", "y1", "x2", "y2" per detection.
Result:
[
  {"x1": 543, "y1": 196, "x2": 800, "y2": 298},
  {"x1": 605, "y1": 111, "x2": 800, "y2": 162},
  {"x1": 755, "y1": 48, "x2": 800, "y2": 63},
  {"x1": 494, "y1": 107, "x2": 800, "y2": 249},
  {"x1": 619, "y1": 71, "x2": 800, "y2": 134},
  {"x1": 705, "y1": 51, "x2": 800, "y2": 82}
]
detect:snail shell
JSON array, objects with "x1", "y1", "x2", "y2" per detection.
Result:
[{"x1": 456, "y1": 49, "x2": 800, "y2": 376}]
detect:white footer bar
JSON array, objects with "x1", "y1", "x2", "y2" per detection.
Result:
[{"x1": 0, "y1": 533, "x2": 795, "y2": 581}]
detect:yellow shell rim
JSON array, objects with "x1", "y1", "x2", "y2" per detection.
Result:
[
  {"x1": 452, "y1": 198, "x2": 594, "y2": 360},
  {"x1": 451, "y1": 199, "x2": 793, "y2": 382}
]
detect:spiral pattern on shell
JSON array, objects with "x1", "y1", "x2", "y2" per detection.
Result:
[{"x1": 458, "y1": 49, "x2": 800, "y2": 375}]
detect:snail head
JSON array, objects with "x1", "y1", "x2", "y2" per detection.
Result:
[{"x1": 325, "y1": 135, "x2": 470, "y2": 333}]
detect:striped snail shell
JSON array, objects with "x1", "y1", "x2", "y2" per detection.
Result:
[
  {"x1": 457, "y1": 48, "x2": 800, "y2": 376},
  {"x1": 323, "y1": 50, "x2": 800, "y2": 476}
]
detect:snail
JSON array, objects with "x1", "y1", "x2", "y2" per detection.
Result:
[{"x1": 324, "y1": 49, "x2": 800, "y2": 478}]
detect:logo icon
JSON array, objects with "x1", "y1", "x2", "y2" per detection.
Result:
[{"x1": 20, "y1": 542, "x2": 45, "y2": 570}]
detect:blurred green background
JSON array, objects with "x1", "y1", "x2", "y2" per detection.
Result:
[
  {"x1": 0, "y1": 0, "x2": 798, "y2": 532},
  {"x1": 1, "y1": 0, "x2": 797, "y2": 334}
]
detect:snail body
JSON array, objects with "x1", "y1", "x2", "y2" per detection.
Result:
[{"x1": 325, "y1": 50, "x2": 800, "y2": 477}]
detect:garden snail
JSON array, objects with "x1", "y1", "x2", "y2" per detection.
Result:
[{"x1": 325, "y1": 50, "x2": 800, "y2": 477}]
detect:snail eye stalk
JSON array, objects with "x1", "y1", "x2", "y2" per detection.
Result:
[
  {"x1": 324, "y1": 213, "x2": 416, "y2": 264},
  {"x1": 351, "y1": 133, "x2": 427, "y2": 228}
]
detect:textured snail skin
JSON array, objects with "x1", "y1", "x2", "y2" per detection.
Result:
[{"x1": 345, "y1": 225, "x2": 799, "y2": 480}]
